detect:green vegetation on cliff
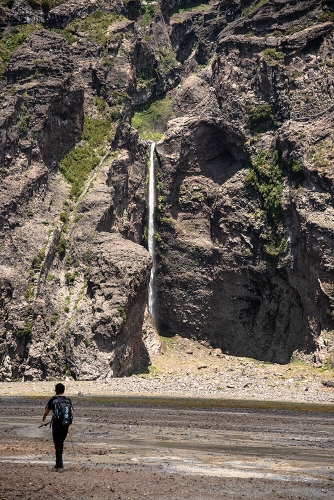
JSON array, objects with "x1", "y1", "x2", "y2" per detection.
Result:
[
  {"x1": 245, "y1": 150, "x2": 283, "y2": 223},
  {"x1": 132, "y1": 94, "x2": 173, "y2": 141},
  {"x1": 157, "y1": 44, "x2": 179, "y2": 75},
  {"x1": 24, "y1": 0, "x2": 67, "y2": 11},
  {"x1": 25, "y1": 279, "x2": 34, "y2": 302},
  {"x1": 308, "y1": 133, "x2": 334, "y2": 176},
  {"x1": 262, "y1": 48, "x2": 284, "y2": 65},
  {"x1": 318, "y1": 11, "x2": 334, "y2": 22},
  {"x1": 290, "y1": 159, "x2": 304, "y2": 187},
  {"x1": 93, "y1": 96, "x2": 122, "y2": 122},
  {"x1": 16, "y1": 321, "x2": 32, "y2": 341},
  {"x1": 117, "y1": 306, "x2": 127, "y2": 324},
  {"x1": 245, "y1": 150, "x2": 287, "y2": 257},
  {"x1": 172, "y1": 1, "x2": 212, "y2": 17},
  {"x1": 139, "y1": 2, "x2": 158, "y2": 28},
  {"x1": 242, "y1": 0, "x2": 267, "y2": 17},
  {"x1": 82, "y1": 116, "x2": 111, "y2": 148},
  {"x1": 32, "y1": 248, "x2": 46, "y2": 271},
  {"x1": 248, "y1": 103, "x2": 274, "y2": 133},
  {"x1": 61, "y1": 10, "x2": 126, "y2": 48},
  {"x1": 136, "y1": 67, "x2": 155, "y2": 88},
  {"x1": 60, "y1": 116, "x2": 113, "y2": 199},
  {"x1": 0, "y1": 23, "x2": 43, "y2": 75}
]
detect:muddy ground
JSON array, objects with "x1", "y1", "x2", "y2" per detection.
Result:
[{"x1": 0, "y1": 397, "x2": 333, "y2": 499}]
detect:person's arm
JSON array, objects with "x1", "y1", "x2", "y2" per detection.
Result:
[
  {"x1": 42, "y1": 408, "x2": 50, "y2": 421},
  {"x1": 43, "y1": 398, "x2": 53, "y2": 421}
]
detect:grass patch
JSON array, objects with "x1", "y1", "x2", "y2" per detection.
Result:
[
  {"x1": 160, "y1": 335, "x2": 177, "y2": 349},
  {"x1": 262, "y1": 48, "x2": 284, "y2": 64},
  {"x1": 242, "y1": 0, "x2": 267, "y2": 17},
  {"x1": 0, "y1": 23, "x2": 43, "y2": 75},
  {"x1": 65, "y1": 254, "x2": 73, "y2": 269},
  {"x1": 82, "y1": 116, "x2": 111, "y2": 148},
  {"x1": 318, "y1": 11, "x2": 334, "y2": 23},
  {"x1": 59, "y1": 116, "x2": 112, "y2": 199},
  {"x1": 138, "y1": 364, "x2": 158, "y2": 376},
  {"x1": 61, "y1": 10, "x2": 126, "y2": 48},
  {"x1": 172, "y1": 1, "x2": 211, "y2": 16},
  {"x1": 54, "y1": 28, "x2": 76, "y2": 44},
  {"x1": 60, "y1": 146, "x2": 100, "y2": 199},
  {"x1": 262, "y1": 234, "x2": 287, "y2": 257},
  {"x1": 289, "y1": 159, "x2": 304, "y2": 187},
  {"x1": 132, "y1": 94, "x2": 173, "y2": 141},
  {"x1": 290, "y1": 357, "x2": 308, "y2": 367},
  {"x1": 60, "y1": 211, "x2": 70, "y2": 223},
  {"x1": 284, "y1": 20, "x2": 318, "y2": 36}
]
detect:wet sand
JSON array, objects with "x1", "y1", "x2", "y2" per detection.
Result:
[{"x1": 0, "y1": 396, "x2": 333, "y2": 499}]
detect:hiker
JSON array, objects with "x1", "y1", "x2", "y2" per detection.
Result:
[{"x1": 42, "y1": 382, "x2": 73, "y2": 472}]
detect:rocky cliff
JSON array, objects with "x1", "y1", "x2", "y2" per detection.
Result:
[{"x1": 0, "y1": 0, "x2": 334, "y2": 381}]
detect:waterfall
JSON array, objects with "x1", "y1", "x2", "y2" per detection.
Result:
[{"x1": 147, "y1": 142, "x2": 156, "y2": 320}]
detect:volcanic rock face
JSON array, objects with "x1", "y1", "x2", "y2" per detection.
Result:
[
  {"x1": 0, "y1": 0, "x2": 334, "y2": 380},
  {"x1": 0, "y1": 2, "x2": 153, "y2": 381},
  {"x1": 155, "y1": 0, "x2": 334, "y2": 363}
]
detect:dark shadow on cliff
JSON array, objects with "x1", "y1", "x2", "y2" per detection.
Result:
[{"x1": 167, "y1": 119, "x2": 247, "y2": 217}]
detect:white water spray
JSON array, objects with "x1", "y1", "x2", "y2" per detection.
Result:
[{"x1": 147, "y1": 142, "x2": 156, "y2": 319}]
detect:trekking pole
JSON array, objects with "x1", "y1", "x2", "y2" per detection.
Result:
[
  {"x1": 68, "y1": 426, "x2": 80, "y2": 471},
  {"x1": 39, "y1": 421, "x2": 52, "y2": 428}
]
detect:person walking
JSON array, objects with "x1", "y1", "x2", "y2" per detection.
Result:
[{"x1": 42, "y1": 382, "x2": 73, "y2": 472}]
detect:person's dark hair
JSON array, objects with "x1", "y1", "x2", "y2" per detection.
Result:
[{"x1": 55, "y1": 383, "x2": 65, "y2": 395}]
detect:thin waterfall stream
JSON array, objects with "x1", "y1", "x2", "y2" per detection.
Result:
[{"x1": 147, "y1": 142, "x2": 156, "y2": 321}]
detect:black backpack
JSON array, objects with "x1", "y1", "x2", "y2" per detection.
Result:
[{"x1": 53, "y1": 396, "x2": 72, "y2": 426}]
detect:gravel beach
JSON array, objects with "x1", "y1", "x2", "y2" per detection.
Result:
[{"x1": 1, "y1": 335, "x2": 334, "y2": 405}]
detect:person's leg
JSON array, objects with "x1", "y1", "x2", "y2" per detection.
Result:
[
  {"x1": 53, "y1": 425, "x2": 65, "y2": 469},
  {"x1": 61, "y1": 425, "x2": 69, "y2": 450}
]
